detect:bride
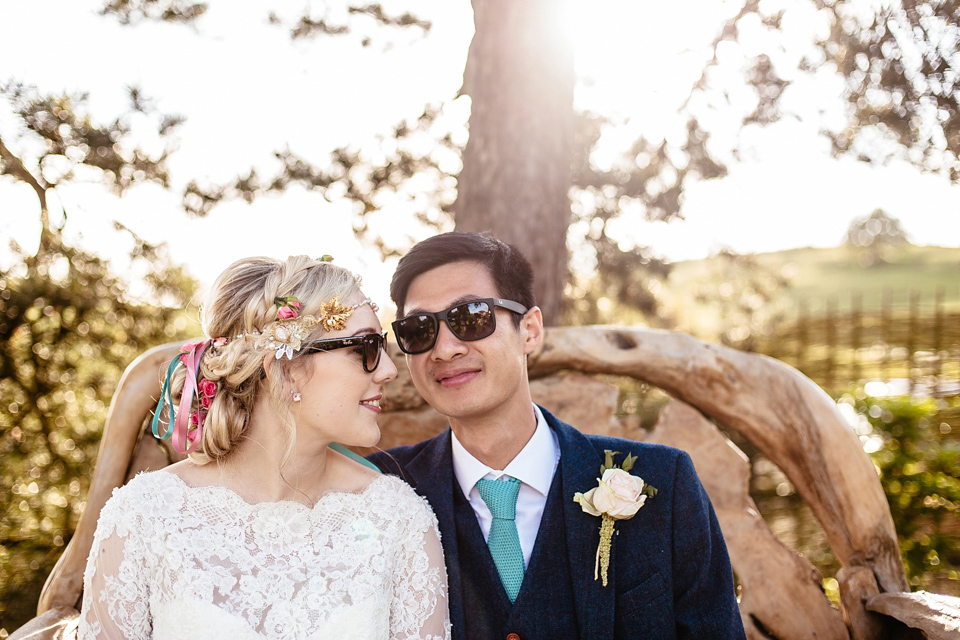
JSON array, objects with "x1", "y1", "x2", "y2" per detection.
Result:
[{"x1": 78, "y1": 255, "x2": 450, "y2": 639}]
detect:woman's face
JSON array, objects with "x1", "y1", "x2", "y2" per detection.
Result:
[{"x1": 289, "y1": 291, "x2": 397, "y2": 448}]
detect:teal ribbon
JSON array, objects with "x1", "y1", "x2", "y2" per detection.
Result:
[
  {"x1": 330, "y1": 443, "x2": 381, "y2": 473},
  {"x1": 151, "y1": 355, "x2": 181, "y2": 442}
]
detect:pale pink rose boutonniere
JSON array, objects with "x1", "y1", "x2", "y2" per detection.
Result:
[{"x1": 573, "y1": 450, "x2": 658, "y2": 586}]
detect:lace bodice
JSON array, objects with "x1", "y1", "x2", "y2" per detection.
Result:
[{"x1": 78, "y1": 472, "x2": 450, "y2": 640}]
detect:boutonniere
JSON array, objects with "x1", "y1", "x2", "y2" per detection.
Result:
[{"x1": 573, "y1": 450, "x2": 657, "y2": 586}]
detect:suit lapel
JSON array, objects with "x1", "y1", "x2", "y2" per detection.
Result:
[
  {"x1": 403, "y1": 430, "x2": 467, "y2": 635},
  {"x1": 549, "y1": 412, "x2": 617, "y2": 638}
]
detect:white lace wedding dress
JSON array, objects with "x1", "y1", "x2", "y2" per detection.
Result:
[{"x1": 78, "y1": 471, "x2": 450, "y2": 640}]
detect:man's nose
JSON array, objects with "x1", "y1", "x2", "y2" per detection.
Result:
[{"x1": 430, "y1": 320, "x2": 468, "y2": 360}]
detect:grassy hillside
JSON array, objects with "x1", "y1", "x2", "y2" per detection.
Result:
[{"x1": 662, "y1": 244, "x2": 959, "y2": 340}]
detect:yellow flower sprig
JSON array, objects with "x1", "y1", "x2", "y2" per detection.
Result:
[{"x1": 573, "y1": 450, "x2": 657, "y2": 586}]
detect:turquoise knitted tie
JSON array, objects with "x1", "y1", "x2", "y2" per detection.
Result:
[{"x1": 476, "y1": 477, "x2": 525, "y2": 602}]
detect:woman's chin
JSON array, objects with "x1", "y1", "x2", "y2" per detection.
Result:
[{"x1": 353, "y1": 424, "x2": 381, "y2": 449}]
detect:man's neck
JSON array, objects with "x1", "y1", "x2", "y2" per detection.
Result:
[{"x1": 449, "y1": 403, "x2": 539, "y2": 470}]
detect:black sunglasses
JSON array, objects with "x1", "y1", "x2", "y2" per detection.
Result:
[
  {"x1": 391, "y1": 298, "x2": 528, "y2": 355},
  {"x1": 302, "y1": 330, "x2": 388, "y2": 372}
]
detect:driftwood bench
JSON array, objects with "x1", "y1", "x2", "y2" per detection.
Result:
[{"x1": 11, "y1": 326, "x2": 960, "y2": 640}]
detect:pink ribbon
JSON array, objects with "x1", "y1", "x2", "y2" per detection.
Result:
[{"x1": 172, "y1": 340, "x2": 210, "y2": 454}]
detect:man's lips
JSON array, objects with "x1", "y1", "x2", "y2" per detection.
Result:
[
  {"x1": 434, "y1": 367, "x2": 481, "y2": 388},
  {"x1": 360, "y1": 394, "x2": 382, "y2": 413}
]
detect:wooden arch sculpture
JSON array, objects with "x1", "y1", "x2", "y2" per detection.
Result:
[{"x1": 12, "y1": 327, "x2": 958, "y2": 640}]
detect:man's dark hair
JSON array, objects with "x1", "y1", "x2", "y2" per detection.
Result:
[{"x1": 391, "y1": 231, "x2": 536, "y2": 326}]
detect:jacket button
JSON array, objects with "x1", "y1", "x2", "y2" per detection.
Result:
[{"x1": 506, "y1": 635, "x2": 520, "y2": 640}]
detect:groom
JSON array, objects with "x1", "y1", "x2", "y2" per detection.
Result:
[{"x1": 370, "y1": 232, "x2": 745, "y2": 639}]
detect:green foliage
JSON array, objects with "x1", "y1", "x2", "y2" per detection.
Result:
[
  {"x1": 0, "y1": 236, "x2": 199, "y2": 633},
  {"x1": 0, "y1": 77, "x2": 198, "y2": 635},
  {"x1": 562, "y1": 243, "x2": 672, "y2": 327},
  {"x1": 847, "y1": 392, "x2": 960, "y2": 591},
  {"x1": 685, "y1": 249, "x2": 793, "y2": 350}
]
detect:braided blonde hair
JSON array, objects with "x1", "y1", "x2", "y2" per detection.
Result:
[{"x1": 166, "y1": 255, "x2": 362, "y2": 464}]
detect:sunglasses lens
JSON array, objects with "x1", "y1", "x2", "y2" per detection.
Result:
[
  {"x1": 396, "y1": 315, "x2": 437, "y2": 354},
  {"x1": 447, "y1": 301, "x2": 495, "y2": 341},
  {"x1": 362, "y1": 334, "x2": 384, "y2": 372}
]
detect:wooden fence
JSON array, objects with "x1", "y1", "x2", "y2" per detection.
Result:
[{"x1": 751, "y1": 289, "x2": 960, "y2": 397}]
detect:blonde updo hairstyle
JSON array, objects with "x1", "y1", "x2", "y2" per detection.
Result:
[{"x1": 166, "y1": 255, "x2": 362, "y2": 465}]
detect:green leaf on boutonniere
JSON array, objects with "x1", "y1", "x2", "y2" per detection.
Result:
[{"x1": 603, "y1": 450, "x2": 619, "y2": 471}]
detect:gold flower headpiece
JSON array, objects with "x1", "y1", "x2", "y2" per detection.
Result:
[{"x1": 239, "y1": 294, "x2": 379, "y2": 360}]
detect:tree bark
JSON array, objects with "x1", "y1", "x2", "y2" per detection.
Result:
[
  {"x1": 454, "y1": 0, "x2": 574, "y2": 325},
  {"x1": 0, "y1": 136, "x2": 51, "y2": 239},
  {"x1": 837, "y1": 566, "x2": 887, "y2": 640},
  {"x1": 866, "y1": 592, "x2": 960, "y2": 640}
]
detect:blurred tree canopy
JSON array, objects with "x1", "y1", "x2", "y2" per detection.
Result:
[
  {"x1": 845, "y1": 208, "x2": 911, "y2": 266},
  {"x1": 815, "y1": 0, "x2": 958, "y2": 180},
  {"x1": 97, "y1": 0, "x2": 959, "y2": 325},
  {"x1": 96, "y1": 0, "x2": 727, "y2": 324},
  {"x1": 0, "y1": 82, "x2": 199, "y2": 632}
]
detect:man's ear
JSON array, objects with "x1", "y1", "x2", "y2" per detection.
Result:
[{"x1": 520, "y1": 306, "x2": 544, "y2": 356}]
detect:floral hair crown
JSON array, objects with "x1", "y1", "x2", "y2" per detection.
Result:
[
  {"x1": 150, "y1": 255, "x2": 378, "y2": 453},
  {"x1": 240, "y1": 293, "x2": 378, "y2": 360}
]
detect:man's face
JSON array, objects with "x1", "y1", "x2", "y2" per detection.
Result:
[{"x1": 399, "y1": 260, "x2": 542, "y2": 424}]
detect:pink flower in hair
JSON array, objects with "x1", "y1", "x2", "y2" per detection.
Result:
[
  {"x1": 198, "y1": 378, "x2": 217, "y2": 408},
  {"x1": 289, "y1": 300, "x2": 302, "y2": 310},
  {"x1": 277, "y1": 306, "x2": 299, "y2": 320},
  {"x1": 189, "y1": 410, "x2": 205, "y2": 428},
  {"x1": 199, "y1": 378, "x2": 217, "y2": 398}
]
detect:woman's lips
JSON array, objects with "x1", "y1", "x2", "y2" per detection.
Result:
[{"x1": 360, "y1": 395, "x2": 382, "y2": 413}]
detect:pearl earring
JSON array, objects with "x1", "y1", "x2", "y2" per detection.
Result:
[{"x1": 292, "y1": 391, "x2": 302, "y2": 402}]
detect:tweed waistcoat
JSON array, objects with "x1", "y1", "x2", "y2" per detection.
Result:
[{"x1": 453, "y1": 467, "x2": 579, "y2": 640}]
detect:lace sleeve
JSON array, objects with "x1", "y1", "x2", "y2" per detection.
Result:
[
  {"x1": 389, "y1": 495, "x2": 451, "y2": 640},
  {"x1": 77, "y1": 487, "x2": 152, "y2": 640}
]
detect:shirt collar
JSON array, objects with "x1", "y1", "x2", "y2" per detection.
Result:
[{"x1": 451, "y1": 404, "x2": 560, "y2": 499}]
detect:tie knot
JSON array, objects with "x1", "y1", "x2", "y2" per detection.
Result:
[{"x1": 476, "y1": 477, "x2": 520, "y2": 520}]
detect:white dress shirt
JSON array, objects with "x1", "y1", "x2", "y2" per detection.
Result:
[{"x1": 451, "y1": 404, "x2": 561, "y2": 568}]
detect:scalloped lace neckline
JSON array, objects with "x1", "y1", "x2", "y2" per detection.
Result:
[{"x1": 155, "y1": 469, "x2": 387, "y2": 511}]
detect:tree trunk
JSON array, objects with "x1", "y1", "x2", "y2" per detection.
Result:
[{"x1": 454, "y1": 0, "x2": 574, "y2": 325}]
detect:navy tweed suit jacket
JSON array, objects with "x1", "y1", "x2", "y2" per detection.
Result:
[{"x1": 369, "y1": 406, "x2": 746, "y2": 639}]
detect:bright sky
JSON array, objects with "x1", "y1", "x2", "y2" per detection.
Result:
[{"x1": 2, "y1": 0, "x2": 958, "y2": 311}]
